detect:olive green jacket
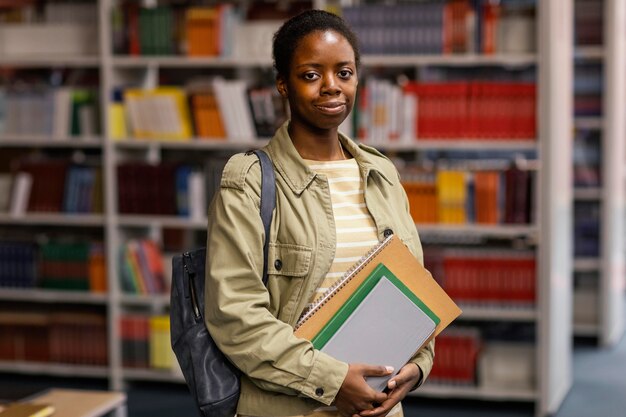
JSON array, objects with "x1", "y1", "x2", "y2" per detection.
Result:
[{"x1": 204, "y1": 121, "x2": 434, "y2": 416}]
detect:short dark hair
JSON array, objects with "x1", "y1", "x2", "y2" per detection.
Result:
[{"x1": 272, "y1": 9, "x2": 361, "y2": 79}]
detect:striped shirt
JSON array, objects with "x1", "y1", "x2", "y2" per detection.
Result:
[{"x1": 303, "y1": 158, "x2": 380, "y2": 314}]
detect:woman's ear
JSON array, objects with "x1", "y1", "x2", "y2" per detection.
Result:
[{"x1": 276, "y1": 76, "x2": 288, "y2": 98}]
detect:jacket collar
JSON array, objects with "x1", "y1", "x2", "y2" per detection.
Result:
[{"x1": 265, "y1": 121, "x2": 394, "y2": 195}]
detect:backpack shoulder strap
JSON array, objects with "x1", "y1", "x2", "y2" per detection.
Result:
[{"x1": 250, "y1": 150, "x2": 275, "y2": 287}]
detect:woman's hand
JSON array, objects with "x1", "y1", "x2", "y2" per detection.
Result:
[
  {"x1": 334, "y1": 364, "x2": 393, "y2": 417},
  {"x1": 358, "y1": 363, "x2": 421, "y2": 417}
]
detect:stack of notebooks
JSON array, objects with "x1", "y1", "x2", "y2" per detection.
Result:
[{"x1": 295, "y1": 235, "x2": 462, "y2": 391}]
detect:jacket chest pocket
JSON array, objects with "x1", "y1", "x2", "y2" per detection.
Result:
[{"x1": 266, "y1": 243, "x2": 313, "y2": 323}]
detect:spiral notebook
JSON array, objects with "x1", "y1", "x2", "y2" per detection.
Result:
[{"x1": 294, "y1": 235, "x2": 461, "y2": 351}]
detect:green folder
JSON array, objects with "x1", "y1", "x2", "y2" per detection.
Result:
[{"x1": 311, "y1": 263, "x2": 440, "y2": 391}]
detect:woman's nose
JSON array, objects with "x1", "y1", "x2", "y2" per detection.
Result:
[{"x1": 321, "y1": 75, "x2": 340, "y2": 95}]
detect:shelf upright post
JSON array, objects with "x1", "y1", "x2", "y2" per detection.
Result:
[
  {"x1": 99, "y1": 0, "x2": 124, "y2": 396},
  {"x1": 600, "y1": 0, "x2": 626, "y2": 347},
  {"x1": 537, "y1": 0, "x2": 574, "y2": 415}
]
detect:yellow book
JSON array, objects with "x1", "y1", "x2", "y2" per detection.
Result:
[
  {"x1": 0, "y1": 403, "x2": 54, "y2": 417},
  {"x1": 436, "y1": 170, "x2": 466, "y2": 224},
  {"x1": 124, "y1": 87, "x2": 193, "y2": 140},
  {"x1": 152, "y1": 87, "x2": 193, "y2": 140},
  {"x1": 108, "y1": 102, "x2": 128, "y2": 140},
  {"x1": 149, "y1": 315, "x2": 173, "y2": 369}
]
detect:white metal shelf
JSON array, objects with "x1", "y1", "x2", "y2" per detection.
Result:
[
  {"x1": 122, "y1": 368, "x2": 185, "y2": 383},
  {"x1": 368, "y1": 139, "x2": 537, "y2": 152},
  {"x1": 0, "y1": 288, "x2": 108, "y2": 305},
  {"x1": 573, "y1": 187, "x2": 602, "y2": 200},
  {"x1": 416, "y1": 224, "x2": 536, "y2": 238},
  {"x1": 574, "y1": 117, "x2": 603, "y2": 130},
  {"x1": 0, "y1": 55, "x2": 101, "y2": 68},
  {"x1": 411, "y1": 384, "x2": 537, "y2": 401},
  {"x1": 113, "y1": 138, "x2": 537, "y2": 152},
  {"x1": 0, "y1": 360, "x2": 109, "y2": 378},
  {"x1": 574, "y1": 46, "x2": 605, "y2": 60},
  {"x1": 119, "y1": 294, "x2": 170, "y2": 308},
  {"x1": 113, "y1": 138, "x2": 269, "y2": 151},
  {"x1": 112, "y1": 55, "x2": 273, "y2": 68},
  {"x1": 0, "y1": 213, "x2": 105, "y2": 227},
  {"x1": 363, "y1": 53, "x2": 537, "y2": 67},
  {"x1": 0, "y1": 136, "x2": 103, "y2": 148},
  {"x1": 117, "y1": 215, "x2": 206, "y2": 230},
  {"x1": 459, "y1": 306, "x2": 537, "y2": 322},
  {"x1": 573, "y1": 322, "x2": 600, "y2": 337},
  {"x1": 111, "y1": 53, "x2": 537, "y2": 69},
  {"x1": 573, "y1": 258, "x2": 601, "y2": 272}
]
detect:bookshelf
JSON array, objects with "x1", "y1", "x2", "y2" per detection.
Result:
[
  {"x1": 572, "y1": 0, "x2": 625, "y2": 345},
  {"x1": 0, "y1": 1, "x2": 574, "y2": 416}
]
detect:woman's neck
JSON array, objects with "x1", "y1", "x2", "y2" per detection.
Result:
[{"x1": 288, "y1": 124, "x2": 347, "y2": 161}]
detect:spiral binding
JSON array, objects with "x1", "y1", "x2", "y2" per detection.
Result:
[{"x1": 294, "y1": 234, "x2": 394, "y2": 330}]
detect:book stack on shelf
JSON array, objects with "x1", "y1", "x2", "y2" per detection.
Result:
[
  {"x1": 0, "y1": 308, "x2": 108, "y2": 368},
  {"x1": 351, "y1": 79, "x2": 536, "y2": 145},
  {"x1": 111, "y1": 80, "x2": 288, "y2": 143},
  {"x1": 401, "y1": 161, "x2": 534, "y2": 225},
  {"x1": 0, "y1": 239, "x2": 106, "y2": 293},
  {"x1": 120, "y1": 314, "x2": 180, "y2": 377}
]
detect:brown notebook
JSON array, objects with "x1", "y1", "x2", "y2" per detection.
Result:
[{"x1": 294, "y1": 234, "x2": 462, "y2": 345}]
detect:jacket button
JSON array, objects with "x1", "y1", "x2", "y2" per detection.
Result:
[
  {"x1": 383, "y1": 228, "x2": 394, "y2": 238},
  {"x1": 274, "y1": 259, "x2": 283, "y2": 271},
  {"x1": 315, "y1": 387, "x2": 324, "y2": 397}
]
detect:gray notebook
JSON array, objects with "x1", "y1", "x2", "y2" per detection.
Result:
[{"x1": 312, "y1": 264, "x2": 439, "y2": 391}]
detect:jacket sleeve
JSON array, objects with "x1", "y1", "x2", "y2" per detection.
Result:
[
  {"x1": 397, "y1": 173, "x2": 435, "y2": 388},
  {"x1": 204, "y1": 163, "x2": 348, "y2": 406}
]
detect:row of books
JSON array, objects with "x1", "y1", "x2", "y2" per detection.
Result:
[
  {"x1": 574, "y1": 0, "x2": 603, "y2": 46},
  {"x1": 573, "y1": 129, "x2": 601, "y2": 188},
  {"x1": 429, "y1": 323, "x2": 535, "y2": 389},
  {"x1": 112, "y1": 4, "x2": 239, "y2": 57},
  {"x1": 111, "y1": 2, "x2": 279, "y2": 60},
  {"x1": 401, "y1": 165, "x2": 533, "y2": 225},
  {"x1": 341, "y1": 0, "x2": 534, "y2": 56},
  {"x1": 117, "y1": 80, "x2": 288, "y2": 141},
  {"x1": 428, "y1": 328, "x2": 481, "y2": 385},
  {"x1": 0, "y1": 87, "x2": 99, "y2": 138},
  {"x1": 120, "y1": 315, "x2": 176, "y2": 371},
  {"x1": 0, "y1": 240, "x2": 106, "y2": 292},
  {"x1": 574, "y1": 63, "x2": 603, "y2": 117},
  {"x1": 574, "y1": 201, "x2": 600, "y2": 257},
  {"x1": 3, "y1": 161, "x2": 103, "y2": 215},
  {"x1": 0, "y1": 309, "x2": 107, "y2": 365},
  {"x1": 424, "y1": 247, "x2": 536, "y2": 306},
  {"x1": 118, "y1": 78, "x2": 535, "y2": 143},
  {"x1": 0, "y1": 1, "x2": 98, "y2": 25},
  {"x1": 119, "y1": 240, "x2": 167, "y2": 296},
  {"x1": 354, "y1": 80, "x2": 536, "y2": 142},
  {"x1": 117, "y1": 158, "x2": 227, "y2": 216}
]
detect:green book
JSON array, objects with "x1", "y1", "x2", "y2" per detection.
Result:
[{"x1": 312, "y1": 263, "x2": 440, "y2": 392}]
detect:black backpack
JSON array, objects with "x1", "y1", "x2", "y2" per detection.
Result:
[{"x1": 170, "y1": 150, "x2": 275, "y2": 417}]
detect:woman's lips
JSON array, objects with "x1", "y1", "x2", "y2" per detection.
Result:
[{"x1": 315, "y1": 101, "x2": 346, "y2": 115}]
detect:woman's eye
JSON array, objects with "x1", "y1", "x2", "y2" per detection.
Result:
[
  {"x1": 338, "y1": 70, "x2": 353, "y2": 79},
  {"x1": 303, "y1": 73, "x2": 320, "y2": 81}
]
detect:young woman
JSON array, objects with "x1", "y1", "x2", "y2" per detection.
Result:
[{"x1": 204, "y1": 9, "x2": 434, "y2": 417}]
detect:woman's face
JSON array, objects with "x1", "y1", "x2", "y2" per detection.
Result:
[{"x1": 278, "y1": 30, "x2": 358, "y2": 134}]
